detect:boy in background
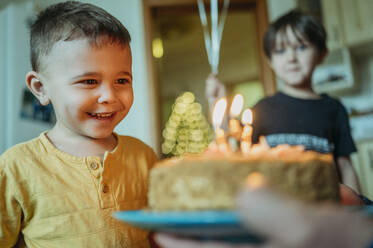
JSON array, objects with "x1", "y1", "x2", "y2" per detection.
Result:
[
  {"x1": 0, "y1": 1, "x2": 157, "y2": 247},
  {"x1": 206, "y1": 10, "x2": 360, "y2": 193}
]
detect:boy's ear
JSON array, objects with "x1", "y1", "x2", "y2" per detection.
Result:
[{"x1": 26, "y1": 71, "x2": 50, "y2": 106}]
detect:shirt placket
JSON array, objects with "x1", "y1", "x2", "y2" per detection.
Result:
[{"x1": 85, "y1": 157, "x2": 115, "y2": 209}]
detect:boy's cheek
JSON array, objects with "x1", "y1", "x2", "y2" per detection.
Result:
[
  {"x1": 123, "y1": 94, "x2": 134, "y2": 113},
  {"x1": 119, "y1": 89, "x2": 133, "y2": 105},
  {"x1": 129, "y1": 91, "x2": 134, "y2": 106}
]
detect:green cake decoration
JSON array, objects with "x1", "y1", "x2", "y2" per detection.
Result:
[{"x1": 162, "y1": 92, "x2": 212, "y2": 156}]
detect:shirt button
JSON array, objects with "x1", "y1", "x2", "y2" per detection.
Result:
[
  {"x1": 90, "y1": 162, "x2": 99, "y2": 170},
  {"x1": 102, "y1": 184, "x2": 109, "y2": 193}
]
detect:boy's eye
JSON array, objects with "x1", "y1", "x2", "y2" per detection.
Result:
[
  {"x1": 117, "y1": 78, "x2": 130, "y2": 85},
  {"x1": 83, "y1": 79, "x2": 98, "y2": 85},
  {"x1": 274, "y1": 48, "x2": 285, "y2": 54},
  {"x1": 297, "y1": 44, "x2": 307, "y2": 51}
]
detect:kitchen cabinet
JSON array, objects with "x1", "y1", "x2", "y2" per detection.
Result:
[
  {"x1": 321, "y1": 0, "x2": 373, "y2": 48},
  {"x1": 339, "y1": 0, "x2": 373, "y2": 47},
  {"x1": 320, "y1": 0, "x2": 345, "y2": 51},
  {"x1": 351, "y1": 139, "x2": 373, "y2": 199}
]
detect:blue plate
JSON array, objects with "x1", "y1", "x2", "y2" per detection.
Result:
[
  {"x1": 113, "y1": 206, "x2": 373, "y2": 243},
  {"x1": 113, "y1": 210, "x2": 264, "y2": 243}
]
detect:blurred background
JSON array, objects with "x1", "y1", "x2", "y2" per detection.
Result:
[{"x1": 1, "y1": 0, "x2": 373, "y2": 197}]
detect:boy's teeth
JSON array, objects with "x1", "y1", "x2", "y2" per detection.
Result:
[{"x1": 91, "y1": 112, "x2": 113, "y2": 118}]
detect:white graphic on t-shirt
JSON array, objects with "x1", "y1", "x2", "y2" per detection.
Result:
[{"x1": 265, "y1": 133, "x2": 334, "y2": 153}]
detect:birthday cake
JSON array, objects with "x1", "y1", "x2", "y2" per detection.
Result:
[{"x1": 148, "y1": 143, "x2": 341, "y2": 210}]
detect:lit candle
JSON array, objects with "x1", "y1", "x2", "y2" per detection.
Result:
[
  {"x1": 240, "y1": 108, "x2": 253, "y2": 154},
  {"x1": 228, "y1": 94, "x2": 244, "y2": 151},
  {"x1": 212, "y1": 97, "x2": 229, "y2": 152}
]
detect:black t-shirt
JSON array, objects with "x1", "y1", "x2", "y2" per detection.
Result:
[{"x1": 252, "y1": 92, "x2": 357, "y2": 159}]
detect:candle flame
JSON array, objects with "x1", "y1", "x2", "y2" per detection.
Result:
[
  {"x1": 229, "y1": 94, "x2": 244, "y2": 117},
  {"x1": 241, "y1": 108, "x2": 253, "y2": 125},
  {"x1": 212, "y1": 97, "x2": 227, "y2": 128}
]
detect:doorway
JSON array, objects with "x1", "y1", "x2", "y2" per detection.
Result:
[{"x1": 143, "y1": 0, "x2": 275, "y2": 154}]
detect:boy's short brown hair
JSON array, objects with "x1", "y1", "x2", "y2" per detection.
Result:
[
  {"x1": 30, "y1": 1, "x2": 131, "y2": 72},
  {"x1": 263, "y1": 10, "x2": 327, "y2": 59}
]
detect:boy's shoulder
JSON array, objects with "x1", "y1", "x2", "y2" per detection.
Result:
[
  {"x1": 0, "y1": 134, "x2": 45, "y2": 172},
  {"x1": 320, "y1": 93, "x2": 342, "y2": 104},
  {"x1": 1, "y1": 135, "x2": 43, "y2": 160},
  {"x1": 320, "y1": 94, "x2": 349, "y2": 113}
]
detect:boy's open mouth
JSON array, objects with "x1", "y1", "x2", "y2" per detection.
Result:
[{"x1": 87, "y1": 112, "x2": 115, "y2": 120}]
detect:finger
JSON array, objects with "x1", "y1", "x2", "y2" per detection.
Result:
[{"x1": 339, "y1": 184, "x2": 364, "y2": 205}]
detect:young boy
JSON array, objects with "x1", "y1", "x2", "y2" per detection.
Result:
[
  {"x1": 206, "y1": 10, "x2": 360, "y2": 193},
  {"x1": 0, "y1": 1, "x2": 157, "y2": 247}
]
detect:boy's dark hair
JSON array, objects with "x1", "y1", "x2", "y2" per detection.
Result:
[
  {"x1": 263, "y1": 10, "x2": 327, "y2": 58},
  {"x1": 30, "y1": 1, "x2": 131, "y2": 72}
]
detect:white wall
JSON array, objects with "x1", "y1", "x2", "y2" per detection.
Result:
[
  {"x1": 0, "y1": 6, "x2": 7, "y2": 153},
  {"x1": 0, "y1": 0, "x2": 158, "y2": 154},
  {"x1": 0, "y1": 1, "x2": 52, "y2": 154}
]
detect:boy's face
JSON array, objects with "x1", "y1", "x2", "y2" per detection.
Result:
[
  {"x1": 34, "y1": 39, "x2": 133, "y2": 139},
  {"x1": 269, "y1": 26, "x2": 323, "y2": 87}
]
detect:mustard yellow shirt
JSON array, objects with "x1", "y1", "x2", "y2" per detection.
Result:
[{"x1": 0, "y1": 132, "x2": 157, "y2": 248}]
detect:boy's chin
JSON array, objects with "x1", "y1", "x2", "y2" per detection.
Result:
[{"x1": 283, "y1": 79, "x2": 308, "y2": 88}]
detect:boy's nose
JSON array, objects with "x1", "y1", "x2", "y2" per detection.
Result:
[
  {"x1": 286, "y1": 49, "x2": 296, "y2": 61},
  {"x1": 97, "y1": 83, "x2": 117, "y2": 104}
]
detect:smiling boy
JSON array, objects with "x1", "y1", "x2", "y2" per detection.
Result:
[
  {"x1": 29, "y1": 39, "x2": 134, "y2": 156},
  {"x1": 0, "y1": 1, "x2": 157, "y2": 247}
]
